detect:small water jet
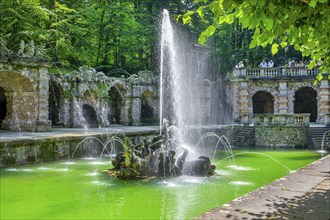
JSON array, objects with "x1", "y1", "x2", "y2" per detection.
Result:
[{"x1": 318, "y1": 130, "x2": 330, "y2": 154}]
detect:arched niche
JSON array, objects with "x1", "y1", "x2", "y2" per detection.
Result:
[
  {"x1": 141, "y1": 90, "x2": 155, "y2": 124},
  {"x1": 0, "y1": 86, "x2": 7, "y2": 128},
  {"x1": 48, "y1": 79, "x2": 64, "y2": 126},
  {"x1": 82, "y1": 104, "x2": 98, "y2": 127},
  {"x1": 252, "y1": 91, "x2": 274, "y2": 114},
  {"x1": 0, "y1": 71, "x2": 37, "y2": 131},
  {"x1": 294, "y1": 87, "x2": 317, "y2": 122},
  {"x1": 108, "y1": 84, "x2": 126, "y2": 124}
]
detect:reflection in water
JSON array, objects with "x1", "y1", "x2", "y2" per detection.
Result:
[
  {"x1": 229, "y1": 181, "x2": 253, "y2": 186},
  {"x1": 227, "y1": 165, "x2": 256, "y2": 171}
]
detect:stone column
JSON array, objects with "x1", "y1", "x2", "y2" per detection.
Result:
[
  {"x1": 71, "y1": 97, "x2": 84, "y2": 128},
  {"x1": 62, "y1": 98, "x2": 71, "y2": 127},
  {"x1": 319, "y1": 78, "x2": 330, "y2": 124},
  {"x1": 232, "y1": 82, "x2": 240, "y2": 123},
  {"x1": 239, "y1": 81, "x2": 249, "y2": 124},
  {"x1": 122, "y1": 99, "x2": 131, "y2": 125},
  {"x1": 98, "y1": 97, "x2": 110, "y2": 127},
  {"x1": 131, "y1": 97, "x2": 141, "y2": 125},
  {"x1": 35, "y1": 67, "x2": 51, "y2": 131},
  {"x1": 278, "y1": 82, "x2": 288, "y2": 113}
]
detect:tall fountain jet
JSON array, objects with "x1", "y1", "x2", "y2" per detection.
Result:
[
  {"x1": 160, "y1": 9, "x2": 211, "y2": 153},
  {"x1": 108, "y1": 9, "x2": 230, "y2": 179}
]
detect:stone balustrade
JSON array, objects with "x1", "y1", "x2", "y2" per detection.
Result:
[
  {"x1": 233, "y1": 67, "x2": 319, "y2": 78},
  {"x1": 254, "y1": 113, "x2": 310, "y2": 126}
]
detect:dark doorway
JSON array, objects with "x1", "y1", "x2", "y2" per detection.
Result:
[
  {"x1": 108, "y1": 85, "x2": 124, "y2": 124},
  {"x1": 83, "y1": 104, "x2": 98, "y2": 127},
  {"x1": 0, "y1": 87, "x2": 7, "y2": 128},
  {"x1": 48, "y1": 81, "x2": 61, "y2": 125},
  {"x1": 294, "y1": 87, "x2": 317, "y2": 122},
  {"x1": 141, "y1": 91, "x2": 155, "y2": 124},
  {"x1": 252, "y1": 91, "x2": 274, "y2": 114}
]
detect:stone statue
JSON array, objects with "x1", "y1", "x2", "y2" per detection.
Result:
[
  {"x1": 17, "y1": 40, "x2": 25, "y2": 57},
  {"x1": 25, "y1": 40, "x2": 35, "y2": 57},
  {"x1": 108, "y1": 130, "x2": 216, "y2": 179}
]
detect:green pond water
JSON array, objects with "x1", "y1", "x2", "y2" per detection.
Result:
[{"x1": 0, "y1": 150, "x2": 324, "y2": 219}]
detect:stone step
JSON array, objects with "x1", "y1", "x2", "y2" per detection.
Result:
[
  {"x1": 308, "y1": 127, "x2": 330, "y2": 147},
  {"x1": 233, "y1": 126, "x2": 255, "y2": 146}
]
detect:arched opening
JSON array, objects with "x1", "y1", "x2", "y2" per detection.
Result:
[
  {"x1": 141, "y1": 90, "x2": 155, "y2": 124},
  {"x1": 82, "y1": 104, "x2": 98, "y2": 127},
  {"x1": 108, "y1": 85, "x2": 125, "y2": 124},
  {"x1": 0, "y1": 71, "x2": 38, "y2": 131},
  {"x1": 252, "y1": 91, "x2": 274, "y2": 114},
  {"x1": 294, "y1": 87, "x2": 317, "y2": 122},
  {"x1": 0, "y1": 87, "x2": 7, "y2": 128},
  {"x1": 48, "y1": 80, "x2": 62, "y2": 126}
]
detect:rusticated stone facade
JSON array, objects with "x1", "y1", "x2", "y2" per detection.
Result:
[
  {"x1": 49, "y1": 66, "x2": 159, "y2": 127},
  {"x1": 0, "y1": 59, "x2": 51, "y2": 131},
  {"x1": 229, "y1": 68, "x2": 330, "y2": 125},
  {"x1": 0, "y1": 60, "x2": 160, "y2": 131}
]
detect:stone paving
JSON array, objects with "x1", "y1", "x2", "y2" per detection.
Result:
[{"x1": 195, "y1": 155, "x2": 330, "y2": 220}]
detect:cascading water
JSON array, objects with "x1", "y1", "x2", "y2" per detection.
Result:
[{"x1": 160, "y1": 9, "x2": 218, "y2": 158}]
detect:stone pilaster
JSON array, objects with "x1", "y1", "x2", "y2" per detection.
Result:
[
  {"x1": 278, "y1": 82, "x2": 288, "y2": 113},
  {"x1": 71, "y1": 97, "x2": 84, "y2": 128},
  {"x1": 239, "y1": 81, "x2": 249, "y2": 124},
  {"x1": 62, "y1": 98, "x2": 71, "y2": 127},
  {"x1": 319, "y1": 78, "x2": 330, "y2": 124},
  {"x1": 35, "y1": 67, "x2": 51, "y2": 131},
  {"x1": 232, "y1": 82, "x2": 240, "y2": 123},
  {"x1": 131, "y1": 97, "x2": 141, "y2": 125},
  {"x1": 98, "y1": 97, "x2": 110, "y2": 127}
]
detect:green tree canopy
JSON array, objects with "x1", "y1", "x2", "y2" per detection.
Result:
[{"x1": 182, "y1": 0, "x2": 330, "y2": 79}]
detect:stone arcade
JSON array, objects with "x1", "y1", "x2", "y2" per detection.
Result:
[{"x1": 0, "y1": 58, "x2": 159, "y2": 131}]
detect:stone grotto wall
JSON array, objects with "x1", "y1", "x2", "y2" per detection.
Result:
[
  {"x1": 0, "y1": 60, "x2": 51, "y2": 131},
  {"x1": 49, "y1": 66, "x2": 159, "y2": 128},
  {"x1": 255, "y1": 125, "x2": 308, "y2": 148}
]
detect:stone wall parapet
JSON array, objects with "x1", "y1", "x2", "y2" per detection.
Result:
[
  {"x1": 254, "y1": 113, "x2": 310, "y2": 126},
  {"x1": 233, "y1": 67, "x2": 319, "y2": 79}
]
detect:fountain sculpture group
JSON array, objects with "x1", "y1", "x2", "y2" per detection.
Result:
[{"x1": 109, "y1": 122, "x2": 216, "y2": 179}]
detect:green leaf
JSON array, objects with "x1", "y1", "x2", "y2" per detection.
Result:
[
  {"x1": 309, "y1": 0, "x2": 318, "y2": 7},
  {"x1": 264, "y1": 19, "x2": 273, "y2": 31},
  {"x1": 182, "y1": 11, "x2": 194, "y2": 24},
  {"x1": 198, "y1": 35, "x2": 207, "y2": 45},
  {"x1": 204, "y1": 25, "x2": 216, "y2": 36},
  {"x1": 225, "y1": 14, "x2": 234, "y2": 24},
  {"x1": 196, "y1": 6, "x2": 205, "y2": 18},
  {"x1": 269, "y1": 2, "x2": 276, "y2": 14},
  {"x1": 198, "y1": 25, "x2": 216, "y2": 44},
  {"x1": 258, "y1": 0, "x2": 266, "y2": 6},
  {"x1": 176, "y1": 15, "x2": 182, "y2": 23},
  {"x1": 280, "y1": 41, "x2": 287, "y2": 48},
  {"x1": 250, "y1": 0, "x2": 257, "y2": 6},
  {"x1": 316, "y1": 73, "x2": 323, "y2": 81},
  {"x1": 182, "y1": 14, "x2": 192, "y2": 24},
  {"x1": 271, "y1": 43, "x2": 279, "y2": 54}
]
